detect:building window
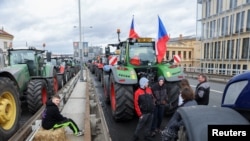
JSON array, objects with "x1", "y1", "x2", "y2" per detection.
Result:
[
  {"x1": 243, "y1": 64, "x2": 247, "y2": 70},
  {"x1": 216, "y1": 0, "x2": 222, "y2": 14},
  {"x1": 218, "y1": 41, "x2": 221, "y2": 59},
  {"x1": 204, "y1": 43, "x2": 209, "y2": 59},
  {"x1": 235, "y1": 39, "x2": 241, "y2": 59},
  {"x1": 221, "y1": 16, "x2": 229, "y2": 36},
  {"x1": 221, "y1": 41, "x2": 226, "y2": 59},
  {"x1": 241, "y1": 38, "x2": 250, "y2": 59},
  {"x1": 247, "y1": 10, "x2": 250, "y2": 31},
  {"x1": 183, "y1": 51, "x2": 186, "y2": 59},
  {"x1": 210, "y1": 42, "x2": 213, "y2": 59},
  {"x1": 226, "y1": 40, "x2": 234, "y2": 59},
  {"x1": 4, "y1": 42, "x2": 8, "y2": 49},
  {"x1": 230, "y1": 0, "x2": 237, "y2": 9},
  {"x1": 206, "y1": 0, "x2": 211, "y2": 17},
  {"x1": 189, "y1": 51, "x2": 192, "y2": 59},
  {"x1": 166, "y1": 51, "x2": 169, "y2": 60},
  {"x1": 217, "y1": 18, "x2": 221, "y2": 37},
  {"x1": 229, "y1": 14, "x2": 235, "y2": 34},
  {"x1": 172, "y1": 51, "x2": 175, "y2": 58},
  {"x1": 236, "y1": 11, "x2": 245, "y2": 33}
]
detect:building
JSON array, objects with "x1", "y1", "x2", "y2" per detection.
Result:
[
  {"x1": 167, "y1": 34, "x2": 201, "y2": 70},
  {"x1": 0, "y1": 28, "x2": 14, "y2": 67},
  {"x1": 197, "y1": 0, "x2": 250, "y2": 75}
]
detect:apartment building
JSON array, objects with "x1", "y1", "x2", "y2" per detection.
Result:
[{"x1": 197, "y1": 0, "x2": 250, "y2": 75}]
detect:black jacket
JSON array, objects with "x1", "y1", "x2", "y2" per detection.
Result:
[
  {"x1": 42, "y1": 100, "x2": 67, "y2": 129},
  {"x1": 195, "y1": 81, "x2": 210, "y2": 105},
  {"x1": 151, "y1": 83, "x2": 168, "y2": 105}
]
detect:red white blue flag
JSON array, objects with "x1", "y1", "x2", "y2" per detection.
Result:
[
  {"x1": 156, "y1": 16, "x2": 169, "y2": 63},
  {"x1": 129, "y1": 17, "x2": 139, "y2": 38}
]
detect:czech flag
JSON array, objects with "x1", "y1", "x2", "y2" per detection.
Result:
[
  {"x1": 129, "y1": 17, "x2": 139, "y2": 38},
  {"x1": 156, "y1": 16, "x2": 169, "y2": 63}
]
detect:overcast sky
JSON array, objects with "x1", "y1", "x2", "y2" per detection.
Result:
[{"x1": 0, "y1": 0, "x2": 197, "y2": 54}]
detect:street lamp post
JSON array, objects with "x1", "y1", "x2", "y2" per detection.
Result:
[{"x1": 78, "y1": 0, "x2": 84, "y2": 82}]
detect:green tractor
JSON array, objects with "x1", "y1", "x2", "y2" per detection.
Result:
[
  {"x1": 0, "y1": 47, "x2": 58, "y2": 141},
  {"x1": 103, "y1": 31, "x2": 184, "y2": 121}
]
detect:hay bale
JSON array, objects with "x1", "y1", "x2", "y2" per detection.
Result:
[{"x1": 33, "y1": 127, "x2": 67, "y2": 141}]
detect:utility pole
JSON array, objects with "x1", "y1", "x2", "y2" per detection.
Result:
[{"x1": 78, "y1": 0, "x2": 84, "y2": 82}]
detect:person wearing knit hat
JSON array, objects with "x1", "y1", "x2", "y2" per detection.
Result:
[
  {"x1": 139, "y1": 77, "x2": 149, "y2": 89},
  {"x1": 150, "y1": 76, "x2": 168, "y2": 137},
  {"x1": 132, "y1": 77, "x2": 155, "y2": 141}
]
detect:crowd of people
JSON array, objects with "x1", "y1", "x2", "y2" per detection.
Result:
[
  {"x1": 40, "y1": 73, "x2": 210, "y2": 141},
  {"x1": 132, "y1": 73, "x2": 210, "y2": 141}
]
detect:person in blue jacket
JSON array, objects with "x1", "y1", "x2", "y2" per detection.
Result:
[{"x1": 42, "y1": 95, "x2": 83, "y2": 136}]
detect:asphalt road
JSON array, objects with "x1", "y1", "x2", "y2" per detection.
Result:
[{"x1": 90, "y1": 73, "x2": 226, "y2": 141}]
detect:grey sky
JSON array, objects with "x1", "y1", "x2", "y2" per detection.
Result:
[{"x1": 0, "y1": 0, "x2": 197, "y2": 54}]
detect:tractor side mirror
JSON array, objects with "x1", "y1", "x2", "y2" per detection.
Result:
[
  {"x1": 46, "y1": 52, "x2": 52, "y2": 62},
  {"x1": 105, "y1": 47, "x2": 110, "y2": 57}
]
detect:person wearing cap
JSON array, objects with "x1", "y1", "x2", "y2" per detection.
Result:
[
  {"x1": 150, "y1": 76, "x2": 168, "y2": 137},
  {"x1": 132, "y1": 77, "x2": 155, "y2": 141}
]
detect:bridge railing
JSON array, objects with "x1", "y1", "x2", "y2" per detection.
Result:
[{"x1": 182, "y1": 67, "x2": 249, "y2": 83}]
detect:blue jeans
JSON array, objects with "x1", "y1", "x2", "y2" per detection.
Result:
[{"x1": 151, "y1": 105, "x2": 165, "y2": 131}]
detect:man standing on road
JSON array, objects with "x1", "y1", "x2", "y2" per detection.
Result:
[
  {"x1": 132, "y1": 77, "x2": 155, "y2": 141},
  {"x1": 195, "y1": 73, "x2": 210, "y2": 105},
  {"x1": 150, "y1": 76, "x2": 168, "y2": 137}
]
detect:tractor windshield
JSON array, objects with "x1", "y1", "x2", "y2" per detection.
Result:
[
  {"x1": 9, "y1": 50, "x2": 35, "y2": 65},
  {"x1": 129, "y1": 42, "x2": 156, "y2": 66}
]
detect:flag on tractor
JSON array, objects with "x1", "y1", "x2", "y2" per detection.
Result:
[
  {"x1": 129, "y1": 16, "x2": 139, "y2": 38},
  {"x1": 156, "y1": 16, "x2": 170, "y2": 63}
]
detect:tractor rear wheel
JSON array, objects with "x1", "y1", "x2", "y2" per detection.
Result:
[
  {"x1": 165, "y1": 81, "x2": 180, "y2": 115},
  {"x1": 27, "y1": 79, "x2": 48, "y2": 114},
  {"x1": 57, "y1": 74, "x2": 63, "y2": 89},
  {"x1": 110, "y1": 74, "x2": 134, "y2": 121},
  {"x1": 103, "y1": 75, "x2": 110, "y2": 104},
  {"x1": 0, "y1": 77, "x2": 20, "y2": 141}
]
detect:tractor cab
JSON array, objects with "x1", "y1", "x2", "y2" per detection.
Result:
[{"x1": 8, "y1": 47, "x2": 45, "y2": 76}]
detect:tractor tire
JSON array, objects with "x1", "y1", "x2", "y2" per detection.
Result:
[
  {"x1": 110, "y1": 74, "x2": 134, "y2": 121},
  {"x1": 57, "y1": 74, "x2": 64, "y2": 89},
  {"x1": 177, "y1": 126, "x2": 188, "y2": 141},
  {"x1": 97, "y1": 69, "x2": 102, "y2": 81},
  {"x1": 165, "y1": 81, "x2": 180, "y2": 115},
  {"x1": 100, "y1": 71, "x2": 105, "y2": 87},
  {"x1": 103, "y1": 75, "x2": 110, "y2": 104},
  {"x1": 47, "y1": 69, "x2": 58, "y2": 97},
  {"x1": 63, "y1": 72, "x2": 68, "y2": 85},
  {"x1": 0, "y1": 77, "x2": 21, "y2": 141},
  {"x1": 26, "y1": 79, "x2": 48, "y2": 114}
]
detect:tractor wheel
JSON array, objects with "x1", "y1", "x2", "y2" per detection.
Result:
[
  {"x1": 97, "y1": 69, "x2": 102, "y2": 81},
  {"x1": 0, "y1": 77, "x2": 20, "y2": 141},
  {"x1": 100, "y1": 71, "x2": 105, "y2": 87},
  {"x1": 57, "y1": 74, "x2": 64, "y2": 89},
  {"x1": 165, "y1": 81, "x2": 180, "y2": 115},
  {"x1": 63, "y1": 72, "x2": 68, "y2": 85},
  {"x1": 26, "y1": 79, "x2": 48, "y2": 114},
  {"x1": 103, "y1": 75, "x2": 110, "y2": 104},
  {"x1": 47, "y1": 69, "x2": 58, "y2": 97},
  {"x1": 110, "y1": 74, "x2": 134, "y2": 121},
  {"x1": 177, "y1": 126, "x2": 188, "y2": 141}
]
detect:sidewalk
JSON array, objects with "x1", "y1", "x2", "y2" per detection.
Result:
[{"x1": 60, "y1": 69, "x2": 90, "y2": 141}]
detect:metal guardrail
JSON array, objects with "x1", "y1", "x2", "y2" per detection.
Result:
[
  {"x1": 8, "y1": 74, "x2": 80, "y2": 141},
  {"x1": 184, "y1": 71, "x2": 233, "y2": 83}
]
